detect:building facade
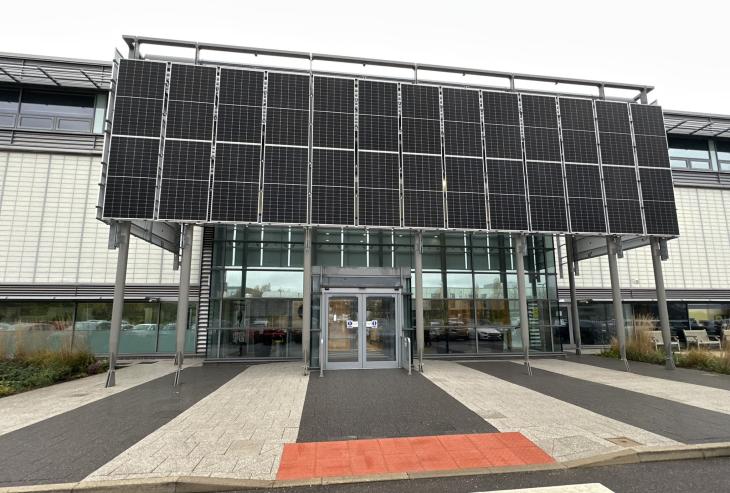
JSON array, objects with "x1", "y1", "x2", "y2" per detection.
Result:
[{"x1": 1, "y1": 47, "x2": 728, "y2": 364}]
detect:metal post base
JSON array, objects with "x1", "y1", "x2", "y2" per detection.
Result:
[
  {"x1": 105, "y1": 369, "x2": 115, "y2": 388},
  {"x1": 173, "y1": 351, "x2": 184, "y2": 387},
  {"x1": 622, "y1": 357, "x2": 630, "y2": 372},
  {"x1": 525, "y1": 360, "x2": 533, "y2": 376}
]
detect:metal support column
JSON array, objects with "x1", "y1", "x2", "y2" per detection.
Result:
[
  {"x1": 414, "y1": 231, "x2": 425, "y2": 372},
  {"x1": 302, "y1": 228, "x2": 313, "y2": 375},
  {"x1": 651, "y1": 238, "x2": 675, "y2": 370},
  {"x1": 513, "y1": 234, "x2": 532, "y2": 375},
  {"x1": 173, "y1": 225, "x2": 194, "y2": 387},
  {"x1": 105, "y1": 221, "x2": 131, "y2": 388},
  {"x1": 607, "y1": 236, "x2": 630, "y2": 371},
  {"x1": 565, "y1": 237, "x2": 582, "y2": 355}
]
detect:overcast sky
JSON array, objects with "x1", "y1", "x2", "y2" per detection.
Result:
[{"x1": 3, "y1": 0, "x2": 727, "y2": 114}]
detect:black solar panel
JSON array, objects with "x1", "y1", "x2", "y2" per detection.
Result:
[
  {"x1": 596, "y1": 101, "x2": 631, "y2": 133},
  {"x1": 262, "y1": 184, "x2": 307, "y2": 223},
  {"x1": 313, "y1": 111, "x2": 354, "y2": 149},
  {"x1": 403, "y1": 154, "x2": 443, "y2": 191},
  {"x1": 214, "y1": 143, "x2": 260, "y2": 183},
  {"x1": 402, "y1": 84, "x2": 440, "y2": 119},
  {"x1": 103, "y1": 175, "x2": 156, "y2": 219},
  {"x1": 359, "y1": 187, "x2": 400, "y2": 226},
  {"x1": 635, "y1": 134, "x2": 670, "y2": 168},
  {"x1": 603, "y1": 166, "x2": 640, "y2": 200},
  {"x1": 211, "y1": 181, "x2": 259, "y2": 222},
  {"x1": 112, "y1": 97, "x2": 163, "y2": 137},
  {"x1": 312, "y1": 185, "x2": 354, "y2": 225},
  {"x1": 358, "y1": 115, "x2": 398, "y2": 152},
  {"x1": 448, "y1": 192, "x2": 487, "y2": 229},
  {"x1": 263, "y1": 146, "x2": 308, "y2": 185},
  {"x1": 443, "y1": 88, "x2": 480, "y2": 122},
  {"x1": 358, "y1": 80, "x2": 397, "y2": 116},
  {"x1": 107, "y1": 136, "x2": 159, "y2": 178},
  {"x1": 217, "y1": 104, "x2": 262, "y2": 143},
  {"x1": 569, "y1": 198, "x2": 606, "y2": 233},
  {"x1": 219, "y1": 69, "x2": 264, "y2": 106},
  {"x1": 265, "y1": 108, "x2": 309, "y2": 146},
  {"x1": 599, "y1": 132, "x2": 635, "y2": 166},
  {"x1": 312, "y1": 149, "x2": 354, "y2": 187},
  {"x1": 527, "y1": 162, "x2": 564, "y2": 196},
  {"x1": 631, "y1": 104, "x2": 666, "y2": 136},
  {"x1": 559, "y1": 98, "x2": 595, "y2": 131},
  {"x1": 565, "y1": 164, "x2": 602, "y2": 198},
  {"x1": 489, "y1": 194, "x2": 528, "y2": 230},
  {"x1": 529, "y1": 195, "x2": 567, "y2": 232},
  {"x1": 482, "y1": 91, "x2": 520, "y2": 125},
  {"x1": 358, "y1": 151, "x2": 399, "y2": 190},
  {"x1": 643, "y1": 200, "x2": 679, "y2": 235},
  {"x1": 445, "y1": 157, "x2": 484, "y2": 193},
  {"x1": 169, "y1": 64, "x2": 216, "y2": 103},
  {"x1": 639, "y1": 168, "x2": 675, "y2": 201},
  {"x1": 158, "y1": 178, "x2": 209, "y2": 220},
  {"x1": 521, "y1": 95, "x2": 558, "y2": 128},
  {"x1": 444, "y1": 121, "x2": 482, "y2": 157},
  {"x1": 314, "y1": 77, "x2": 354, "y2": 113},
  {"x1": 162, "y1": 140, "x2": 211, "y2": 181},
  {"x1": 562, "y1": 130, "x2": 598, "y2": 163},
  {"x1": 166, "y1": 101, "x2": 214, "y2": 140},
  {"x1": 524, "y1": 127, "x2": 561, "y2": 161},
  {"x1": 267, "y1": 72, "x2": 310, "y2": 110},
  {"x1": 607, "y1": 199, "x2": 644, "y2": 234},
  {"x1": 402, "y1": 118, "x2": 441, "y2": 154},
  {"x1": 116, "y1": 59, "x2": 166, "y2": 99},
  {"x1": 486, "y1": 159, "x2": 525, "y2": 195},
  {"x1": 404, "y1": 190, "x2": 444, "y2": 228},
  {"x1": 484, "y1": 124, "x2": 522, "y2": 160}
]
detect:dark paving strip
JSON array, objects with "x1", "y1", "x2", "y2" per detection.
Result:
[
  {"x1": 298, "y1": 369, "x2": 496, "y2": 442},
  {"x1": 566, "y1": 354, "x2": 730, "y2": 392},
  {"x1": 0, "y1": 365, "x2": 245, "y2": 487},
  {"x1": 465, "y1": 361, "x2": 730, "y2": 444}
]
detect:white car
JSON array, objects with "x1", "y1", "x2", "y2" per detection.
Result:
[{"x1": 477, "y1": 327, "x2": 505, "y2": 341}]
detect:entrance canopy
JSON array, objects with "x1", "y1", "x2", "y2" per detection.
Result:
[{"x1": 99, "y1": 35, "x2": 679, "y2": 249}]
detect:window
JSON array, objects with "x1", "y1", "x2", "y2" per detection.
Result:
[
  {"x1": 667, "y1": 137, "x2": 711, "y2": 170},
  {"x1": 18, "y1": 90, "x2": 95, "y2": 132},
  {"x1": 717, "y1": 140, "x2": 730, "y2": 172},
  {"x1": 0, "y1": 89, "x2": 20, "y2": 127}
]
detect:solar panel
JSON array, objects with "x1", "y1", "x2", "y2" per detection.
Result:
[
  {"x1": 358, "y1": 151, "x2": 399, "y2": 190},
  {"x1": 116, "y1": 59, "x2": 166, "y2": 99},
  {"x1": 262, "y1": 184, "x2": 307, "y2": 223},
  {"x1": 521, "y1": 95, "x2": 558, "y2": 128},
  {"x1": 112, "y1": 97, "x2": 163, "y2": 137},
  {"x1": 558, "y1": 98, "x2": 594, "y2": 131},
  {"x1": 562, "y1": 130, "x2": 598, "y2": 163},
  {"x1": 643, "y1": 200, "x2": 679, "y2": 235},
  {"x1": 489, "y1": 193, "x2": 528, "y2": 230},
  {"x1": 448, "y1": 192, "x2": 487, "y2": 229},
  {"x1": 484, "y1": 124, "x2": 522, "y2": 160},
  {"x1": 265, "y1": 108, "x2": 309, "y2": 146},
  {"x1": 596, "y1": 101, "x2": 631, "y2": 133},
  {"x1": 402, "y1": 84, "x2": 440, "y2": 119},
  {"x1": 639, "y1": 168, "x2": 675, "y2": 202},
  {"x1": 314, "y1": 76, "x2": 354, "y2": 113},
  {"x1": 169, "y1": 64, "x2": 216, "y2": 103},
  {"x1": 267, "y1": 72, "x2": 309, "y2": 110},
  {"x1": 313, "y1": 111, "x2": 354, "y2": 149},
  {"x1": 107, "y1": 136, "x2": 159, "y2": 179},
  {"x1": 359, "y1": 187, "x2": 400, "y2": 226},
  {"x1": 159, "y1": 178, "x2": 209, "y2": 220},
  {"x1": 403, "y1": 154, "x2": 443, "y2": 191},
  {"x1": 358, "y1": 115, "x2": 398, "y2": 152},
  {"x1": 166, "y1": 101, "x2": 215, "y2": 140},
  {"x1": 211, "y1": 181, "x2": 259, "y2": 222},
  {"x1": 446, "y1": 157, "x2": 484, "y2": 193},
  {"x1": 565, "y1": 164, "x2": 602, "y2": 198},
  {"x1": 404, "y1": 190, "x2": 444, "y2": 228},
  {"x1": 529, "y1": 195, "x2": 567, "y2": 232},
  {"x1": 483, "y1": 91, "x2": 520, "y2": 125},
  {"x1": 635, "y1": 134, "x2": 670, "y2": 168},
  {"x1": 402, "y1": 117, "x2": 441, "y2": 154},
  {"x1": 312, "y1": 149, "x2": 354, "y2": 187},
  {"x1": 603, "y1": 166, "x2": 640, "y2": 199},
  {"x1": 219, "y1": 69, "x2": 264, "y2": 106},
  {"x1": 358, "y1": 80, "x2": 397, "y2": 116},
  {"x1": 598, "y1": 131, "x2": 635, "y2": 166},
  {"x1": 486, "y1": 159, "x2": 525, "y2": 195},
  {"x1": 214, "y1": 143, "x2": 260, "y2": 183},
  {"x1": 569, "y1": 198, "x2": 606, "y2": 233},
  {"x1": 103, "y1": 175, "x2": 156, "y2": 219},
  {"x1": 565, "y1": 163, "x2": 605, "y2": 233},
  {"x1": 606, "y1": 199, "x2": 643, "y2": 234},
  {"x1": 524, "y1": 127, "x2": 561, "y2": 161},
  {"x1": 444, "y1": 121, "x2": 482, "y2": 157},
  {"x1": 631, "y1": 104, "x2": 666, "y2": 136},
  {"x1": 527, "y1": 162, "x2": 564, "y2": 196},
  {"x1": 161, "y1": 140, "x2": 211, "y2": 181},
  {"x1": 263, "y1": 146, "x2": 308, "y2": 185},
  {"x1": 217, "y1": 104, "x2": 262, "y2": 143},
  {"x1": 312, "y1": 186, "x2": 354, "y2": 225},
  {"x1": 443, "y1": 88, "x2": 480, "y2": 122}
]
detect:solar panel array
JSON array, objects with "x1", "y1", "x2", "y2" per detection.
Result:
[{"x1": 102, "y1": 59, "x2": 678, "y2": 236}]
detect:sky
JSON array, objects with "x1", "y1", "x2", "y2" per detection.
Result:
[{"x1": 2, "y1": 0, "x2": 728, "y2": 114}]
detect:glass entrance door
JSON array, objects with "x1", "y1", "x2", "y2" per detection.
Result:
[{"x1": 324, "y1": 291, "x2": 399, "y2": 369}]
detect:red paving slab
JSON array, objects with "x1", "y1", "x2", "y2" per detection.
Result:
[{"x1": 276, "y1": 432, "x2": 554, "y2": 480}]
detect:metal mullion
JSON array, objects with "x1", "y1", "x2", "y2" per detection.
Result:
[
  {"x1": 439, "y1": 86, "x2": 448, "y2": 229},
  {"x1": 307, "y1": 64, "x2": 314, "y2": 225},
  {"x1": 555, "y1": 97, "x2": 572, "y2": 234},
  {"x1": 206, "y1": 66, "x2": 221, "y2": 221},
  {"x1": 479, "y1": 90, "x2": 491, "y2": 230},
  {"x1": 517, "y1": 94, "x2": 532, "y2": 231},
  {"x1": 593, "y1": 99, "x2": 611, "y2": 234},
  {"x1": 257, "y1": 72, "x2": 268, "y2": 223},
  {"x1": 153, "y1": 62, "x2": 172, "y2": 220},
  {"x1": 627, "y1": 104, "x2": 648, "y2": 235},
  {"x1": 397, "y1": 84, "x2": 405, "y2": 227},
  {"x1": 354, "y1": 79, "x2": 360, "y2": 226},
  {"x1": 98, "y1": 56, "x2": 120, "y2": 218}
]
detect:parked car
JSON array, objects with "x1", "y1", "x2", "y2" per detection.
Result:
[{"x1": 477, "y1": 326, "x2": 504, "y2": 341}]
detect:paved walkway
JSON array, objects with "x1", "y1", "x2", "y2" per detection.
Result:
[
  {"x1": 423, "y1": 360, "x2": 676, "y2": 461},
  {"x1": 83, "y1": 362, "x2": 309, "y2": 482},
  {"x1": 0, "y1": 360, "x2": 183, "y2": 436},
  {"x1": 530, "y1": 359, "x2": 730, "y2": 415}
]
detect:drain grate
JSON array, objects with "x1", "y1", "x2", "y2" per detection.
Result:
[{"x1": 606, "y1": 436, "x2": 642, "y2": 447}]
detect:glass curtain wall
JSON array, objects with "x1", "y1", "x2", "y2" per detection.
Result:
[
  {"x1": 0, "y1": 300, "x2": 197, "y2": 355},
  {"x1": 208, "y1": 226, "x2": 560, "y2": 360}
]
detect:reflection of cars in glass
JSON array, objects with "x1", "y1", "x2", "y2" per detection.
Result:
[
  {"x1": 131, "y1": 323, "x2": 158, "y2": 332},
  {"x1": 0, "y1": 323, "x2": 14, "y2": 331},
  {"x1": 477, "y1": 327, "x2": 504, "y2": 341}
]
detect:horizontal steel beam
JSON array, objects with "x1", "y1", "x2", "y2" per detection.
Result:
[{"x1": 123, "y1": 34, "x2": 654, "y2": 94}]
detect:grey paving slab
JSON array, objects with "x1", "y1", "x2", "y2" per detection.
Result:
[
  {"x1": 567, "y1": 355, "x2": 730, "y2": 392},
  {"x1": 297, "y1": 369, "x2": 497, "y2": 442},
  {"x1": 465, "y1": 361, "x2": 730, "y2": 444},
  {"x1": 0, "y1": 365, "x2": 245, "y2": 487}
]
